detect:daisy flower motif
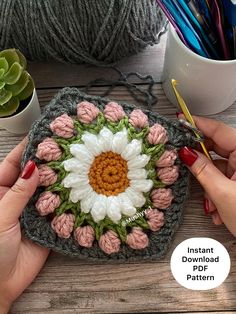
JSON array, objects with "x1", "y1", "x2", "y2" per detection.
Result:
[{"x1": 62, "y1": 127, "x2": 153, "y2": 223}]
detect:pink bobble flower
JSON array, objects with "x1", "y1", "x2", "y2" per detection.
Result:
[
  {"x1": 104, "y1": 102, "x2": 126, "y2": 122},
  {"x1": 74, "y1": 226, "x2": 95, "y2": 248},
  {"x1": 51, "y1": 213, "x2": 75, "y2": 239},
  {"x1": 50, "y1": 113, "x2": 74, "y2": 138},
  {"x1": 36, "y1": 191, "x2": 61, "y2": 216},
  {"x1": 156, "y1": 150, "x2": 177, "y2": 167},
  {"x1": 99, "y1": 230, "x2": 121, "y2": 254},
  {"x1": 126, "y1": 227, "x2": 149, "y2": 250},
  {"x1": 36, "y1": 138, "x2": 62, "y2": 161},
  {"x1": 151, "y1": 188, "x2": 174, "y2": 209},
  {"x1": 145, "y1": 208, "x2": 165, "y2": 232},
  {"x1": 77, "y1": 101, "x2": 99, "y2": 124},
  {"x1": 129, "y1": 109, "x2": 149, "y2": 128},
  {"x1": 147, "y1": 123, "x2": 168, "y2": 145},
  {"x1": 157, "y1": 165, "x2": 179, "y2": 185},
  {"x1": 38, "y1": 164, "x2": 58, "y2": 187}
]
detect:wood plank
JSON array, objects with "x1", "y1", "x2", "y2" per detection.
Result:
[
  {"x1": 11, "y1": 260, "x2": 236, "y2": 313},
  {"x1": 28, "y1": 35, "x2": 167, "y2": 89}
]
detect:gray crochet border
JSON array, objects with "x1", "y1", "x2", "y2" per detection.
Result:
[{"x1": 21, "y1": 87, "x2": 193, "y2": 261}]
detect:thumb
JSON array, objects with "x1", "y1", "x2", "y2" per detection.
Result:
[
  {"x1": 0, "y1": 161, "x2": 38, "y2": 228},
  {"x1": 178, "y1": 147, "x2": 229, "y2": 202}
]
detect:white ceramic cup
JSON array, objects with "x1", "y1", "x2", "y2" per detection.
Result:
[
  {"x1": 162, "y1": 25, "x2": 236, "y2": 115},
  {"x1": 0, "y1": 89, "x2": 41, "y2": 134}
]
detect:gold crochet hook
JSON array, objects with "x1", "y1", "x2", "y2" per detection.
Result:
[{"x1": 171, "y1": 79, "x2": 212, "y2": 160}]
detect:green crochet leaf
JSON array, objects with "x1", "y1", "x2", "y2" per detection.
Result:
[
  {"x1": 5, "y1": 71, "x2": 29, "y2": 96},
  {"x1": 4, "y1": 62, "x2": 23, "y2": 85},
  {"x1": 0, "y1": 97, "x2": 19, "y2": 117},
  {"x1": 0, "y1": 89, "x2": 12, "y2": 106},
  {"x1": 0, "y1": 49, "x2": 20, "y2": 68},
  {"x1": 0, "y1": 57, "x2": 9, "y2": 74},
  {"x1": 17, "y1": 75, "x2": 34, "y2": 100}
]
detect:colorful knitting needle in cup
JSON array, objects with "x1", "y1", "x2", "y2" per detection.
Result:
[{"x1": 171, "y1": 79, "x2": 212, "y2": 160}]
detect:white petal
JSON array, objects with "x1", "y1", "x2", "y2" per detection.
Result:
[
  {"x1": 63, "y1": 158, "x2": 89, "y2": 173},
  {"x1": 82, "y1": 132, "x2": 101, "y2": 156},
  {"x1": 98, "y1": 127, "x2": 114, "y2": 152},
  {"x1": 127, "y1": 169, "x2": 147, "y2": 180},
  {"x1": 124, "y1": 187, "x2": 146, "y2": 207},
  {"x1": 80, "y1": 191, "x2": 97, "y2": 213},
  {"x1": 106, "y1": 196, "x2": 122, "y2": 223},
  {"x1": 111, "y1": 129, "x2": 128, "y2": 154},
  {"x1": 127, "y1": 154, "x2": 150, "y2": 170},
  {"x1": 122, "y1": 206, "x2": 136, "y2": 217},
  {"x1": 130, "y1": 179, "x2": 153, "y2": 192},
  {"x1": 121, "y1": 139, "x2": 142, "y2": 160},
  {"x1": 118, "y1": 193, "x2": 137, "y2": 216},
  {"x1": 69, "y1": 185, "x2": 92, "y2": 203},
  {"x1": 62, "y1": 173, "x2": 88, "y2": 188},
  {"x1": 90, "y1": 195, "x2": 107, "y2": 222},
  {"x1": 70, "y1": 144, "x2": 94, "y2": 164}
]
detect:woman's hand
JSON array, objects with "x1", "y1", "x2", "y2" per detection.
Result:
[
  {"x1": 0, "y1": 139, "x2": 50, "y2": 313},
  {"x1": 178, "y1": 115, "x2": 236, "y2": 236}
]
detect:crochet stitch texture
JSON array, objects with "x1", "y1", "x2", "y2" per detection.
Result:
[{"x1": 21, "y1": 87, "x2": 194, "y2": 261}]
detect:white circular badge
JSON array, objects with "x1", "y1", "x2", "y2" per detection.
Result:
[{"x1": 170, "y1": 238, "x2": 231, "y2": 290}]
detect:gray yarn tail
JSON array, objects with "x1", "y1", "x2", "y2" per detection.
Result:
[{"x1": 85, "y1": 68, "x2": 158, "y2": 110}]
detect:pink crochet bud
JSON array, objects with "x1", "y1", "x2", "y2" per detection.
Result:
[
  {"x1": 129, "y1": 109, "x2": 149, "y2": 128},
  {"x1": 147, "y1": 123, "x2": 168, "y2": 145},
  {"x1": 74, "y1": 226, "x2": 95, "y2": 248},
  {"x1": 36, "y1": 191, "x2": 61, "y2": 216},
  {"x1": 77, "y1": 101, "x2": 99, "y2": 124},
  {"x1": 157, "y1": 165, "x2": 179, "y2": 185},
  {"x1": 126, "y1": 227, "x2": 149, "y2": 250},
  {"x1": 50, "y1": 113, "x2": 74, "y2": 138},
  {"x1": 104, "y1": 102, "x2": 126, "y2": 122},
  {"x1": 99, "y1": 230, "x2": 121, "y2": 254},
  {"x1": 38, "y1": 164, "x2": 58, "y2": 186},
  {"x1": 145, "y1": 208, "x2": 165, "y2": 232},
  {"x1": 51, "y1": 213, "x2": 75, "y2": 239},
  {"x1": 151, "y1": 188, "x2": 174, "y2": 209},
  {"x1": 36, "y1": 138, "x2": 62, "y2": 161},
  {"x1": 156, "y1": 150, "x2": 177, "y2": 167}
]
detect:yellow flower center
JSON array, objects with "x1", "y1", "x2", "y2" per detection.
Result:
[{"x1": 89, "y1": 151, "x2": 130, "y2": 196}]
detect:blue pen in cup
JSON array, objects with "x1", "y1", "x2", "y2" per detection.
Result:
[
  {"x1": 156, "y1": 0, "x2": 190, "y2": 48},
  {"x1": 160, "y1": 0, "x2": 209, "y2": 58},
  {"x1": 176, "y1": 0, "x2": 220, "y2": 59},
  {"x1": 186, "y1": 0, "x2": 221, "y2": 54}
]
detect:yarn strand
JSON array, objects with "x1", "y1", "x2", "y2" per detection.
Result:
[{"x1": 85, "y1": 68, "x2": 158, "y2": 110}]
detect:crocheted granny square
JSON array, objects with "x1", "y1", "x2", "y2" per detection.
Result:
[{"x1": 21, "y1": 87, "x2": 193, "y2": 261}]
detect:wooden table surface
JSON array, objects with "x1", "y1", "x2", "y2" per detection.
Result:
[{"x1": 1, "y1": 34, "x2": 236, "y2": 314}]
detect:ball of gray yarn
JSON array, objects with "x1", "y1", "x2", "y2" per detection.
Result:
[{"x1": 0, "y1": 0, "x2": 165, "y2": 65}]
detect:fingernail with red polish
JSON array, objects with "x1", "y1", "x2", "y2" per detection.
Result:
[
  {"x1": 176, "y1": 111, "x2": 182, "y2": 118},
  {"x1": 178, "y1": 147, "x2": 198, "y2": 167},
  {"x1": 204, "y1": 198, "x2": 210, "y2": 215},
  {"x1": 21, "y1": 160, "x2": 36, "y2": 179}
]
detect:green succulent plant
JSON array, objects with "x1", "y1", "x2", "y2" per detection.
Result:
[{"x1": 0, "y1": 49, "x2": 34, "y2": 118}]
